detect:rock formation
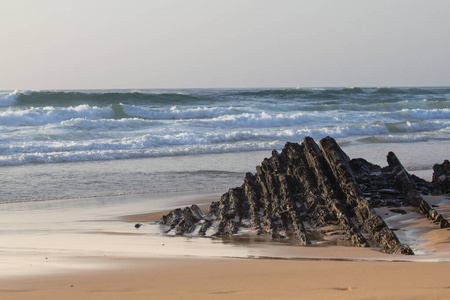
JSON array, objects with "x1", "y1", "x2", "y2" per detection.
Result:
[
  {"x1": 387, "y1": 154, "x2": 450, "y2": 229},
  {"x1": 432, "y1": 160, "x2": 450, "y2": 195},
  {"x1": 158, "y1": 136, "x2": 449, "y2": 255}
]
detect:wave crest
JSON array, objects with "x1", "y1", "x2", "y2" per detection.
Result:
[
  {"x1": 0, "y1": 105, "x2": 113, "y2": 126},
  {"x1": 5, "y1": 90, "x2": 200, "y2": 107}
]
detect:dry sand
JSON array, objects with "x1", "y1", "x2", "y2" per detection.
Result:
[
  {"x1": 1, "y1": 258, "x2": 449, "y2": 300},
  {"x1": 1, "y1": 193, "x2": 449, "y2": 300}
]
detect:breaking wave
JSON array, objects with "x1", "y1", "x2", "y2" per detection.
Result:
[
  {"x1": 0, "y1": 90, "x2": 201, "y2": 107},
  {"x1": 1, "y1": 102, "x2": 448, "y2": 128},
  {"x1": 0, "y1": 87, "x2": 448, "y2": 166}
]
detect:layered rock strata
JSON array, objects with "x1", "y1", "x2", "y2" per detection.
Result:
[
  {"x1": 159, "y1": 136, "x2": 449, "y2": 255},
  {"x1": 387, "y1": 153, "x2": 450, "y2": 229},
  {"x1": 432, "y1": 160, "x2": 450, "y2": 195}
]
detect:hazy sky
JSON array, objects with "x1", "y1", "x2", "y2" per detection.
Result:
[{"x1": 1, "y1": 0, "x2": 449, "y2": 90}]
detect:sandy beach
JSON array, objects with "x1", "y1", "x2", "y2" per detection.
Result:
[
  {"x1": 1, "y1": 191, "x2": 449, "y2": 300},
  {"x1": 2, "y1": 258, "x2": 450, "y2": 300},
  {"x1": 2, "y1": 0, "x2": 450, "y2": 298}
]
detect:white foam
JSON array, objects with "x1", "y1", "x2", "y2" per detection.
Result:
[
  {"x1": 0, "y1": 91, "x2": 19, "y2": 106},
  {"x1": 393, "y1": 108, "x2": 450, "y2": 121},
  {"x1": 60, "y1": 118, "x2": 160, "y2": 131},
  {"x1": 0, "y1": 105, "x2": 113, "y2": 126},
  {"x1": 202, "y1": 111, "x2": 340, "y2": 128},
  {"x1": 0, "y1": 139, "x2": 282, "y2": 166},
  {"x1": 123, "y1": 105, "x2": 237, "y2": 119},
  {"x1": 0, "y1": 88, "x2": 449, "y2": 167},
  {"x1": 1, "y1": 116, "x2": 445, "y2": 166}
]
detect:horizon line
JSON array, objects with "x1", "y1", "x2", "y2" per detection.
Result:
[{"x1": 2, "y1": 85, "x2": 450, "y2": 92}]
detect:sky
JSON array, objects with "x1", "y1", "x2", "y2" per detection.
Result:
[{"x1": 1, "y1": 0, "x2": 449, "y2": 90}]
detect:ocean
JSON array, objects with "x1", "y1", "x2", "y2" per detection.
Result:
[{"x1": 1, "y1": 87, "x2": 449, "y2": 203}]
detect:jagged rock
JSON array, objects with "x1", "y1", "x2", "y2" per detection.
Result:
[
  {"x1": 432, "y1": 160, "x2": 450, "y2": 195},
  {"x1": 159, "y1": 208, "x2": 182, "y2": 233},
  {"x1": 159, "y1": 205, "x2": 204, "y2": 235},
  {"x1": 387, "y1": 152, "x2": 450, "y2": 228},
  {"x1": 158, "y1": 136, "x2": 448, "y2": 254}
]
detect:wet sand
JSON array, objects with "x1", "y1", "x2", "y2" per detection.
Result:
[{"x1": 1, "y1": 192, "x2": 449, "y2": 299}]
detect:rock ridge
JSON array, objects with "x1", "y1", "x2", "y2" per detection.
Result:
[{"x1": 158, "y1": 136, "x2": 449, "y2": 255}]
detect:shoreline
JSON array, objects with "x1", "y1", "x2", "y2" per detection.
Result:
[
  {"x1": 2, "y1": 140, "x2": 447, "y2": 204},
  {"x1": 1, "y1": 189, "x2": 449, "y2": 299}
]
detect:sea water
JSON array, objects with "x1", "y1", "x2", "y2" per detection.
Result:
[{"x1": 0, "y1": 87, "x2": 449, "y2": 203}]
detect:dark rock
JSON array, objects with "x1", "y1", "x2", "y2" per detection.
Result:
[
  {"x1": 158, "y1": 136, "x2": 449, "y2": 254},
  {"x1": 159, "y1": 205, "x2": 206, "y2": 234},
  {"x1": 387, "y1": 152, "x2": 450, "y2": 228},
  {"x1": 432, "y1": 160, "x2": 450, "y2": 195},
  {"x1": 390, "y1": 209, "x2": 408, "y2": 215},
  {"x1": 159, "y1": 208, "x2": 183, "y2": 233},
  {"x1": 385, "y1": 199, "x2": 402, "y2": 207},
  {"x1": 379, "y1": 189, "x2": 401, "y2": 195},
  {"x1": 134, "y1": 223, "x2": 142, "y2": 228}
]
